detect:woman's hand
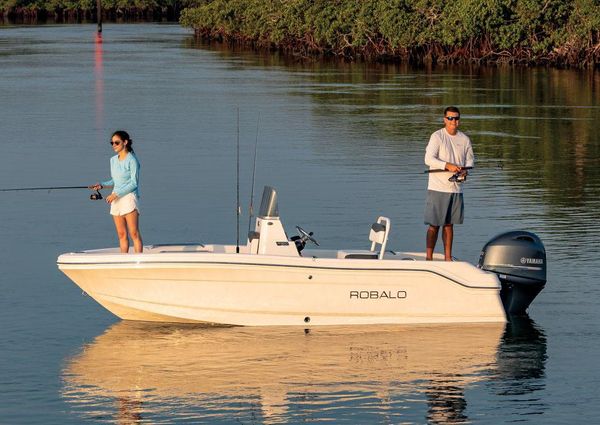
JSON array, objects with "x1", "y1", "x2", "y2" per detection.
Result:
[
  {"x1": 106, "y1": 193, "x2": 118, "y2": 204},
  {"x1": 89, "y1": 183, "x2": 102, "y2": 190}
]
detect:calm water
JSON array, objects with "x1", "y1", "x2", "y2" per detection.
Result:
[{"x1": 1, "y1": 23, "x2": 599, "y2": 424}]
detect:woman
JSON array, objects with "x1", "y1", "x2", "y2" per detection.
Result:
[{"x1": 90, "y1": 130, "x2": 143, "y2": 253}]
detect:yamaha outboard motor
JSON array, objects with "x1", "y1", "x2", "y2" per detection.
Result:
[{"x1": 478, "y1": 231, "x2": 546, "y2": 315}]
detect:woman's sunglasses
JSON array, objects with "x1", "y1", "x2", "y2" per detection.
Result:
[{"x1": 110, "y1": 141, "x2": 123, "y2": 146}]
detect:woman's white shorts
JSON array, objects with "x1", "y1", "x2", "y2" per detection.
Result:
[{"x1": 110, "y1": 193, "x2": 140, "y2": 216}]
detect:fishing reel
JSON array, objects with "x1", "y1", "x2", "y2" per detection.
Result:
[
  {"x1": 90, "y1": 190, "x2": 103, "y2": 200},
  {"x1": 449, "y1": 171, "x2": 467, "y2": 183}
]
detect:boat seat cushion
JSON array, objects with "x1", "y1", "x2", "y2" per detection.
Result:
[
  {"x1": 345, "y1": 253, "x2": 379, "y2": 259},
  {"x1": 337, "y1": 250, "x2": 379, "y2": 260}
]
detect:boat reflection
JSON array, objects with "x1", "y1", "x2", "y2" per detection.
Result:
[
  {"x1": 493, "y1": 315, "x2": 547, "y2": 396},
  {"x1": 62, "y1": 319, "x2": 545, "y2": 423}
]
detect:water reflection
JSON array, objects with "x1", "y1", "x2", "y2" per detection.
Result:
[
  {"x1": 495, "y1": 316, "x2": 547, "y2": 394},
  {"x1": 62, "y1": 319, "x2": 546, "y2": 423}
]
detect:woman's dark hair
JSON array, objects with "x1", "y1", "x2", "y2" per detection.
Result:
[{"x1": 112, "y1": 130, "x2": 134, "y2": 153}]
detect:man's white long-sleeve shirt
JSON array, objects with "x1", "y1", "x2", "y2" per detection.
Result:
[{"x1": 424, "y1": 128, "x2": 474, "y2": 193}]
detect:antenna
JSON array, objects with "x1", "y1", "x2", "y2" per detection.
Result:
[
  {"x1": 236, "y1": 107, "x2": 241, "y2": 254},
  {"x1": 247, "y1": 112, "x2": 260, "y2": 235}
]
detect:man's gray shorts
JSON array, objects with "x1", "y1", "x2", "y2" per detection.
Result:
[{"x1": 424, "y1": 190, "x2": 464, "y2": 226}]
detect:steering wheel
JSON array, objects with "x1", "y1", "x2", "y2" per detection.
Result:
[{"x1": 295, "y1": 226, "x2": 320, "y2": 246}]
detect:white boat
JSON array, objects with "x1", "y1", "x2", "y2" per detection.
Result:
[{"x1": 58, "y1": 186, "x2": 546, "y2": 326}]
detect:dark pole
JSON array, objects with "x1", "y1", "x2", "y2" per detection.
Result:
[{"x1": 96, "y1": 0, "x2": 102, "y2": 35}]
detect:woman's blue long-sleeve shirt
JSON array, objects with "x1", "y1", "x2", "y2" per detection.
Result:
[{"x1": 101, "y1": 153, "x2": 140, "y2": 198}]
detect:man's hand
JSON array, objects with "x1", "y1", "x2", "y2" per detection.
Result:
[{"x1": 445, "y1": 163, "x2": 462, "y2": 173}]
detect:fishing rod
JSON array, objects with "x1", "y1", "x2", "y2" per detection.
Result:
[
  {"x1": 424, "y1": 166, "x2": 474, "y2": 174},
  {"x1": 424, "y1": 166, "x2": 473, "y2": 183},
  {"x1": 0, "y1": 185, "x2": 104, "y2": 200},
  {"x1": 0, "y1": 185, "x2": 89, "y2": 191},
  {"x1": 247, "y1": 112, "x2": 260, "y2": 236}
]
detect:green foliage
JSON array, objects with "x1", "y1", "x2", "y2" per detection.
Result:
[
  {"x1": 0, "y1": 0, "x2": 195, "y2": 15},
  {"x1": 3, "y1": 0, "x2": 598, "y2": 66},
  {"x1": 180, "y1": 0, "x2": 600, "y2": 66}
]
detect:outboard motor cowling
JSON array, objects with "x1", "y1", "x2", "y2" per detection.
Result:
[{"x1": 478, "y1": 231, "x2": 546, "y2": 315}]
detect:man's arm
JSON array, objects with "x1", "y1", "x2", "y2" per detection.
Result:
[
  {"x1": 465, "y1": 138, "x2": 475, "y2": 168},
  {"x1": 424, "y1": 132, "x2": 447, "y2": 170}
]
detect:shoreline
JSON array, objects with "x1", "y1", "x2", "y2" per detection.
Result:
[
  {"x1": 188, "y1": 30, "x2": 599, "y2": 69},
  {"x1": 179, "y1": 0, "x2": 600, "y2": 69},
  {"x1": 3, "y1": 0, "x2": 599, "y2": 69}
]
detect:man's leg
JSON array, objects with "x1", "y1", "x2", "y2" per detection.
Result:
[
  {"x1": 426, "y1": 225, "x2": 440, "y2": 260},
  {"x1": 442, "y1": 224, "x2": 453, "y2": 261}
]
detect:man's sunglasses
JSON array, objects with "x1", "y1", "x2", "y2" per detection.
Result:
[{"x1": 445, "y1": 116, "x2": 460, "y2": 121}]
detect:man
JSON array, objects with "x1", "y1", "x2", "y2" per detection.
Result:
[{"x1": 424, "y1": 106, "x2": 474, "y2": 261}]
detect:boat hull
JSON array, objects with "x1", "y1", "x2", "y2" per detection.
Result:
[{"x1": 59, "y1": 252, "x2": 506, "y2": 326}]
